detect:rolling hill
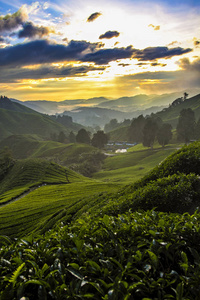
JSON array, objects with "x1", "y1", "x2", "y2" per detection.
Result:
[
  {"x1": 156, "y1": 93, "x2": 200, "y2": 127},
  {"x1": 0, "y1": 96, "x2": 82, "y2": 141},
  {"x1": 1, "y1": 142, "x2": 200, "y2": 299}
]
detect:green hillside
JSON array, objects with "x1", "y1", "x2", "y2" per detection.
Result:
[
  {"x1": 93, "y1": 145, "x2": 177, "y2": 184},
  {"x1": 0, "y1": 135, "x2": 99, "y2": 167},
  {"x1": 0, "y1": 96, "x2": 84, "y2": 141},
  {"x1": 0, "y1": 158, "x2": 118, "y2": 237},
  {"x1": 0, "y1": 108, "x2": 73, "y2": 140},
  {"x1": 156, "y1": 93, "x2": 200, "y2": 127},
  {"x1": 0, "y1": 96, "x2": 40, "y2": 114},
  {"x1": 1, "y1": 142, "x2": 200, "y2": 299}
]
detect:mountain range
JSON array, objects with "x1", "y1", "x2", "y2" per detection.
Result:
[{"x1": 11, "y1": 92, "x2": 191, "y2": 115}]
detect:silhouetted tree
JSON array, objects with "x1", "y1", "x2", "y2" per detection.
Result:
[
  {"x1": 157, "y1": 123, "x2": 173, "y2": 147},
  {"x1": 69, "y1": 131, "x2": 76, "y2": 143},
  {"x1": 91, "y1": 130, "x2": 108, "y2": 149},
  {"x1": 128, "y1": 115, "x2": 146, "y2": 143},
  {"x1": 183, "y1": 92, "x2": 189, "y2": 101},
  {"x1": 76, "y1": 129, "x2": 91, "y2": 144},
  {"x1": 58, "y1": 131, "x2": 66, "y2": 143},
  {"x1": 143, "y1": 119, "x2": 158, "y2": 149},
  {"x1": 177, "y1": 108, "x2": 195, "y2": 143}
]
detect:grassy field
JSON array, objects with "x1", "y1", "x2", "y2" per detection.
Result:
[{"x1": 93, "y1": 144, "x2": 180, "y2": 184}]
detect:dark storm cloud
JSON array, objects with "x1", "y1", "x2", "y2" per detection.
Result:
[
  {"x1": 0, "y1": 38, "x2": 193, "y2": 69},
  {"x1": 81, "y1": 46, "x2": 134, "y2": 64},
  {"x1": 99, "y1": 30, "x2": 120, "y2": 39},
  {"x1": 0, "y1": 39, "x2": 99, "y2": 67},
  {"x1": 0, "y1": 36, "x2": 4, "y2": 42},
  {"x1": 0, "y1": 7, "x2": 28, "y2": 33},
  {"x1": 18, "y1": 22, "x2": 51, "y2": 38},
  {"x1": 81, "y1": 46, "x2": 192, "y2": 65},
  {"x1": 0, "y1": 64, "x2": 106, "y2": 83},
  {"x1": 132, "y1": 46, "x2": 192, "y2": 61},
  {"x1": 87, "y1": 12, "x2": 102, "y2": 22}
]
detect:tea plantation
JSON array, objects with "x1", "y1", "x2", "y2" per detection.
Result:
[{"x1": 1, "y1": 142, "x2": 200, "y2": 299}]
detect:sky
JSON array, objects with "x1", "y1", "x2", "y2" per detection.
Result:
[{"x1": 0, "y1": 0, "x2": 199, "y2": 101}]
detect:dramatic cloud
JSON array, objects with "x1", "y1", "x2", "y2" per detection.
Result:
[
  {"x1": 18, "y1": 22, "x2": 52, "y2": 38},
  {"x1": 99, "y1": 30, "x2": 120, "y2": 39},
  {"x1": 0, "y1": 64, "x2": 106, "y2": 83},
  {"x1": 81, "y1": 46, "x2": 134, "y2": 64},
  {"x1": 116, "y1": 57, "x2": 200, "y2": 95},
  {"x1": 87, "y1": 12, "x2": 101, "y2": 22},
  {"x1": 0, "y1": 39, "x2": 100, "y2": 67},
  {"x1": 179, "y1": 57, "x2": 200, "y2": 73},
  {"x1": 81, "y1": 46, "x2": 192, "y2": 65},
  {"x1": 0, "y1": 36, "x2": 4, "y2": 42},
  {"x1": 0, "y1": 7, "x2": 28, "y2": 33},
  {"x1": 132, "y1": 46, "x2": 192, "y2": 61},
  {"x1": 0, "y1": 36, "x2": 193, "y2": 70},
  {"x1": 148, "y1": 24, "x2": 160, "y2": 31}
]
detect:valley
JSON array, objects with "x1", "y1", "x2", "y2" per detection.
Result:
[{"x1": 0, "y1": 93, "x2": 200, "y2": 299}]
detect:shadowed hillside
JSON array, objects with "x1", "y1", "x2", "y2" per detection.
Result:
[{"x1": 0, "y1": 96, "x2": 82, "y2": 141}]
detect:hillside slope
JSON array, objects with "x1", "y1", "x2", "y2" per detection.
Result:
[
  {"x1": 1, "y1": 143, "x2": 200, "y2": 299},
  {"x1": 156, "y1": 93, "x2": 200, "y2": 127}
]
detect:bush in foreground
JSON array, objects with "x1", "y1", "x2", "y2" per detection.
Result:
[{"x1": 1, "y1": 210, "x2": 200, "y2": 299}]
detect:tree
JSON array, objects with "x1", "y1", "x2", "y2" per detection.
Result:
[
  {"x1": 91, "y1": 130, "x2": 108, "y2": 149},
  {"x1": 69, "y1": 131, "x2": 76, "y2": 143},
  {"x1": 176, "y1": 108, "x2": 195, "y2": 143},
  {"x1": 157, "y1": 123, "x2": 172, "y2": 147},
  {"x1": 76, "y1": 129, "x2": 91, "y2": 144},
  {"x1": 183, "y1": 92, "x2": 189, "y2": 101},
  {"x1": 128, "y1": 115, "x2": 146, "y2": 143},
  {"x1": 142, "y1": 119, "x2": 158, "y2": 149},
  {"x1": 58, "y1": 131, "x2": 66, "y2": 143}
]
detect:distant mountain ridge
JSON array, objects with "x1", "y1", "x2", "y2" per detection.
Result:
[{"x1": 11, "y1": 92, "x2": 188, "y2": 115}]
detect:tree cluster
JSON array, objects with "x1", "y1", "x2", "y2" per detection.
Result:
[
  {"x1": 176, "y1": 108, "x2": 200, "y2": 143},
  {"x1": 128, "y1": 115, "x2": 172, "y2": 149},
  {"x1": 76, "y1": 129, "x2": 108, "y2": 149}
]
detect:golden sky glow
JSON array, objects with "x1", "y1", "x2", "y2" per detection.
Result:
[{"x1": 0, "y1": 0, "x2": 199, "y2": 101}]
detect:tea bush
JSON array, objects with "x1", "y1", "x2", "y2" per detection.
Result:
[
  {"x1": 1, "y1": 210, "x2": 200, "y2": 299},
  {"x1": 103, "y1": 173, "x2": 200, "y2": 216}
]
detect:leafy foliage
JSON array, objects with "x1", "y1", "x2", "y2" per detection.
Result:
[
  {"x1": 176, "y1": 108, "x2": 195, "y2": 143},
  {"x1": 91, "y1": 130, "x2": 108, "y2": 149},
  {"x1": 1, "y1": 210, "x2": 200, "y2": 299},
  {"x1": 76, "y1": 129, "x2": 91, "y2": 144},
  {"x1": 157, "y1": 123, "x2": 173, "y2": 147}
]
